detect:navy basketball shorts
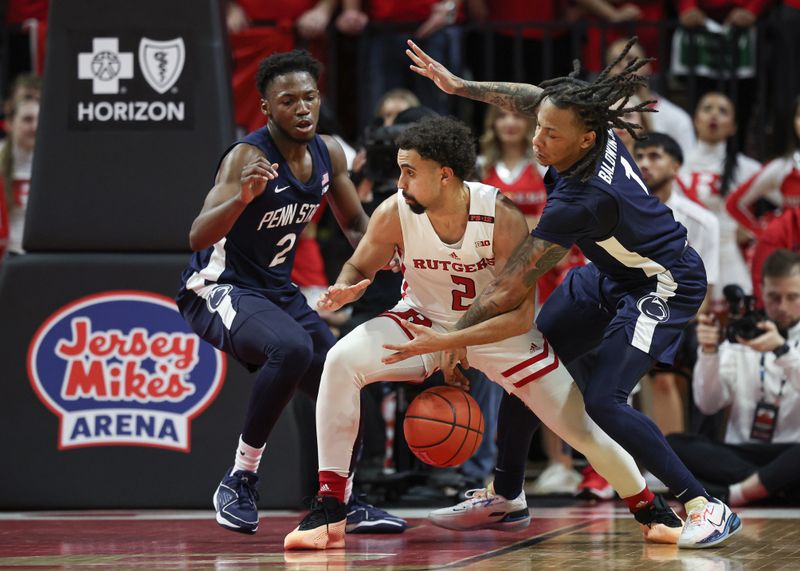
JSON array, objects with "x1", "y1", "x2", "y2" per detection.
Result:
[
  {"x1": 176, "y1": 283, "x2": 335, "y2": 372},
  {"x1": 537, "y1": 247, "x2": 707, "y2": 366}
]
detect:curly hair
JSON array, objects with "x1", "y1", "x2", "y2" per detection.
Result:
[
  {"x1": 255, "y1": 50, "x2": 321, "y2": 96},
  {"x1": 534, "y1": 37, "x2": 655, "y2": 182},
  {"x1": 396, "y1": 116, "x2": 476, "y2": 180}
]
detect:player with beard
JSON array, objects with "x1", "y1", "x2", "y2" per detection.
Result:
[
  {"x1": 176, "y1": 50, "x2": 406, "y2": 535},
  {"x1": 284, "y1": 117, "x2": 679, "y2": 551}
]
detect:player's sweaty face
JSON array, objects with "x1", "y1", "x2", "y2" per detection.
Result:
[
  {"x1": 533, "y1": 99, "x2": 592, "y2": 172},
  {"x1": 262, "y1": 72, "x2": 320, "y2": 143},
  {"x1": 634, "y1": 146, "x2": 678, "y2": 192},
  {"x1": 397, "y1": 148, "x2": 441, "y2": 214},
  {"x1": 694, "y1": 93, "x2": 736, "y2": 145}
]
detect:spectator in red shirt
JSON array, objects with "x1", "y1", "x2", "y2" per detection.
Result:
[
  {"x1": 576, "y1": 0, "x2": 667, "y2": 74},
  {"x1": 726, "y1": 96, "x2": 800, "y2": 238},
  {"x1": 750, "y1": 209, "x2": 800, "y2": 308}
]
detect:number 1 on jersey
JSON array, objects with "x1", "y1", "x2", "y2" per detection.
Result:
[
  {"x1": 620, "y1": 156, "x2": 649, "y2": 194},
  {"x1": 451, "y1": 275, "x2": 476, "y2": 310}
]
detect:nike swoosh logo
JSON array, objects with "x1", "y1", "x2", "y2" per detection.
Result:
[
  {"x1": 238, "y1": 450, "x2": 245, "y2": 456},
  {"x1": 275, "y1": 185, "x2": 290, "y2": 193}
]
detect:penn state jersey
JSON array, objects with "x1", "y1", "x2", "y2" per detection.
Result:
[
  {"x1": 398, "y1": 181, "x2": 498, "y2": 329},
  {"x1": 180, "y1": 127, "x2": 332, "y2": 296},
  {"x1": 532, "y1": 130, "x2": 690, "y2": 285}
]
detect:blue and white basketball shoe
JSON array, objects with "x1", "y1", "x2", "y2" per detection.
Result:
[
  {"x1": 428, "y1": 482, "x2": 530, "y2": 531},
  {"x1": 678, "y1": 498, "x2": 742, "y2": 548},
  {"x1": 345, "y1": 496, "x2": 408, "y2": 534},
  {"x1": 212, "y1": 467, "x2": 260, "y2": 534}
]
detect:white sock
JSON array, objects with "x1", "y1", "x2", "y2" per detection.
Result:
[
  {"x1": 344, "y1": 474, "x2": 354, "y2": 504},
  {"x1": 729, "y1": 483, "x2": 746, "y2": 507},
  {"x1": 234, "y1": 435, "x2": 264, "y2": 474}
]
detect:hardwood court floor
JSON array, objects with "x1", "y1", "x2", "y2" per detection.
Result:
[{"x1": 0, "y1": 502, "x2": 797, "y2": 570}]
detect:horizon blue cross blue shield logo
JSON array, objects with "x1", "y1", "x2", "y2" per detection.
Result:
[{"x1": 27, "y1": 291, "x2": 225, "y2": 452}]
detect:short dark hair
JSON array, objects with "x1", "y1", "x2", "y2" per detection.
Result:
[
  {"x1": 396, "y1": 116, "x2": 476, "y2": 180},
  {"x1": 762, "y1": 249, "x2": 800, "y2": 280},
  {"x1": 255, "y1": 50, "x2": 321, "y2": 96},
  {"x1": 634, "y1": 132, "x2": 684, "y2": 165}
]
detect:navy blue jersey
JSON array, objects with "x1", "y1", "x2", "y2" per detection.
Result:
[
  {"x1": 180, "y1": 127, "x2": 332, "y2": 296},
  {"x1": 532, "y1": 130, "x2": 690, "y2": 285}
]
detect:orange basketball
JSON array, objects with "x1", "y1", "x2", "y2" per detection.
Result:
[{"x1": 403, "y1": 386, "x2": 484, "y2": 467}]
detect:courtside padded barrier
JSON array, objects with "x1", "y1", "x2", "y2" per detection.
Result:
[
  {"x1": 24, "y1": 0, "x2": 235, "y2": 252},
  {"x1": 0, "y1": 254, "x2": 317, "y2": 509}
]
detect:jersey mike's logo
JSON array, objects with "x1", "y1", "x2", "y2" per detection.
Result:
[
  {"x1": 27, "y1": 291, "x2": 226, "y2": 452},
  {"x1": 636, "y1": 294, "x2": 670, "y2": 322}
]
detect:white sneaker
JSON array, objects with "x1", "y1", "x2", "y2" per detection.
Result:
[
  {"x1": 428, "y1": 483, "x2": 530, "y2": 531},
  {"x1": 526, "y1": 463, "x2": 582, "y2": 496},
  {"x1": 678, "y1": 498, "x2": 742, "y2": 549}
]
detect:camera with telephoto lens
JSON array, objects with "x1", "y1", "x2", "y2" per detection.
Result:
[
  {"x1": 723, "y1": 284, "x2": 764, "y2": 342},
  {"x1": 362, "y1": 106, "x2": 440, "y2": 182},
  {"x1": 363, "y1": 123, "x2": 408, "y2": 182}
]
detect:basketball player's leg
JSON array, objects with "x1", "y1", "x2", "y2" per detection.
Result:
[
  {"x1": 179, "y1": 287, "x2": 316, "y2": 534},
  {"x1": 292, "y1": 297, "x2": 408, "y2": 534},
  {"x1": 466, "y1": 331, "x2": 684, "y2": 543},
  {"x1": 285, "y1": 312, "x2": 432, "y2": 550},
  {"x1": 580, "y1": 327, "x2": 740, "y2": 547},
  {"x1": 428, "y1": 390, "x2": 539, "y2": 532}
]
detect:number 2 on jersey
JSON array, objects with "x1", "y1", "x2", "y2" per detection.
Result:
[
  {"x1": 451, "y1": 275, "x2": 476, "y2": 310},
  {"x1": 269, "y1": 233, "x2": 297, "y2": 268}
]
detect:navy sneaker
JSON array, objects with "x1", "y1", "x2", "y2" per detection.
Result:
[
  {"x1": 212, "y1": 467, "x2": 260, "y2": 534},
  {"x1": 345, "y1": 496, "x2": 408, "y2": 534}
]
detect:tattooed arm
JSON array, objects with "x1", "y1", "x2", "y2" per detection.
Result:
[
  {"x1": 455, "y1": 235, "x2": 568, "y2": 330},
  {"x1": 405, "y1": 39, "x2": 542, "y2": 117}
]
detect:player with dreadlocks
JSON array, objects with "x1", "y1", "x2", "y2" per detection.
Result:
[{"x1": 384, "y1": 38, "x2": 741, "y2": 548}]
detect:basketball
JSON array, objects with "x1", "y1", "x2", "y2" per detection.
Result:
[{"x1": 403, "y1": 386, "x2": 484, "y2": 467}]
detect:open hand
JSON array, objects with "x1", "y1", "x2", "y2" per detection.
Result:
[
  {"x1": 317, "y1": 279, "x2": 371, "y2": 312},
  {"x1": 382, "y1": 320, "x2": 452, "y2": 363},
  {"x1": 405, "y1": 39, "x2": 464, "y2": 95}
]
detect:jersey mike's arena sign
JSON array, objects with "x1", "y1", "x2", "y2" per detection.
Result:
[
  {"x1": 71, "y1": 34, "x2": 193, "y2": 130},
  {"x1": 27, "y1": 291, "x2": 225, "y2": 452}
]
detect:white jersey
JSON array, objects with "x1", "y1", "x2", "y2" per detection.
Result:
[{"x1": 397, "y1": 181, "x2": 499, "y2": 330}]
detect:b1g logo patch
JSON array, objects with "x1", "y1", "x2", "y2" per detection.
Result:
[
  {"x1": 636, "y1": 294, "x2": 670, "y2": 322},
  {"x1": 28, "y1": 291, "x2": 226, "y2": 452}
]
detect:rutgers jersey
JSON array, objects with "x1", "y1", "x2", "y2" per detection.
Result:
[{"x1": 398, "y1": 181, "x2": 498, "y2": 329}]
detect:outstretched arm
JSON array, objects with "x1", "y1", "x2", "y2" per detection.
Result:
[
  {"x1": 405, "y1": 39, "x2": 543, "y2": 117},
  {"x1": 317, "y1": 196, "x2": 402, "y2": 311}
]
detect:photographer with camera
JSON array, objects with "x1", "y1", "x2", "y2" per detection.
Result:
[{"x1": 667, "y1": 249, "x2": 800, "y2": 506}]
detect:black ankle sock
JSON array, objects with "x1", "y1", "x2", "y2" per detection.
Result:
[{"x1": 493, "y1": 392, "x2": 540, "y2": 499}]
